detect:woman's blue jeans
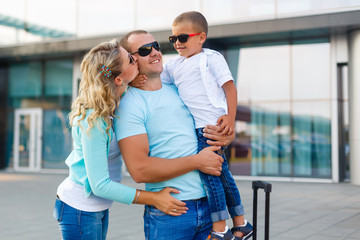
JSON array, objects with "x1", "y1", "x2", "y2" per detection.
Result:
[
  {"x1": 196, "y1": 128, "x2": 245, "y2": 223},
  {"x1": 53, "y1": 198, "x2": 109, "y2": 240}
]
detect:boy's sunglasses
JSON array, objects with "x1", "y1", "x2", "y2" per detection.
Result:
[
  {"x1": 131, "y1": 41, "x2": 161, "y2": 57},
  {"x1": 168, "y1": 33, "x2": 201, "y2": 44}
]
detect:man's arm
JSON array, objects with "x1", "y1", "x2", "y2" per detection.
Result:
[{"x1": 118, "y1": 133, "x2": 223, "y2": 183}]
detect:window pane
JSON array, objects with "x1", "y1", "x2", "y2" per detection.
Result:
[
  {"x1": 6, "y1": 112, "x2": 14, "y2": 168},
  {"x1": 9, "y1": 62, "x2": 42, "y2": 97},
  {"x1": 250, "y1": 103, "x2": 291, "y2": 176},
  {"x1": 234, "y1": 41, "x2": 332, "y2": 179},
  {"x1": 42, "y1": 110, "x2": 72, "y2": 169},
  {"x1": 229, "y1": 105, "x2": 252, "y2": 176},
  {"x1": 226, "y1": 48, "x2": 240, "y2": 82},
  {"x1": 292, "y1": 43, "x2": 330, "y2": 100},
  {"x1": 292, "y1": 101, "x2": 331, "y2": 178},
  {"x1": 45, "y1": 60, "x2": 73, "y2": 96},
  {"x1": 237, "y1": 45, "x2": 290, "y2": 103}
]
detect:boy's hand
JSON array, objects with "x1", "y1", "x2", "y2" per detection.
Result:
[
  {"x1": 217, "y1": 114, "x2": 235, "y2": 136},
  {"x1": 203, "y1": 125, "x2": 235, "y2": 147},
  {"x1": 129, "y1": 74, "x2": 147, "y2": 88}
]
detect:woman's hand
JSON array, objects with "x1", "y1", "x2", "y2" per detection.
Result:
[
  {"x1": 203, "y1": 125, "x2": 235, "y2": 146},
  {"x1": 151, "y1": 187, "x2": 188, "y2": 216}
]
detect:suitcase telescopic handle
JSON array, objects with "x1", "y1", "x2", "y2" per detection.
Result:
[
  {"x1": 252, "y1": 181, "x2": 272, "y2": 240},
  {"x1": 252, "y1": 180, "x2": 272, "y2": 193}
]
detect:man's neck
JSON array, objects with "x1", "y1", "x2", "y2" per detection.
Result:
[{"x1": 138, "y1": 76, "x2": 162, "y2": 91}]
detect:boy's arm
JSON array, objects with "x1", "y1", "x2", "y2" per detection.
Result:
[
  {"x1": 118, "y1": 134, "x2": 223, "y2": 183},
  {"x1": 160, "y1": 61, "x2": 174, "y2": 84},
  {"x1": 129, "y1": 74, "x2": 147, "y2": 88},
  {"x1": 217, "y1": 80, "x2": 237, "y2": 135}
]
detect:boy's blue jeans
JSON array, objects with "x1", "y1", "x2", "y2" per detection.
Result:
[
  {"x1": 144, "y1": 197, "x2": 212, "y2": 240},
  {"x1": 196, "y1": 128, "x2": 245, "y2": 223},
  {"x1": 53, "y1": 198, "x2": 109, "y2": 240}
]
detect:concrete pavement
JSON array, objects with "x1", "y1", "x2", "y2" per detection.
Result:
[{"x1": 0, "y1": 171, "x2": 359, "y2": 240}]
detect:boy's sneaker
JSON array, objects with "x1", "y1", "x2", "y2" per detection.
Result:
[
  {"x1": 231, "y1": 220, "x2": 253, "y2": 240},
  {"x1": 206, "y1": 227, "x2": 235, "y2": 240}
]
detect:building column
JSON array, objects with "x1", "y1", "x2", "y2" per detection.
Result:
[{"x1": 349, "y1": 29, "x2": 360, "y2": 185}]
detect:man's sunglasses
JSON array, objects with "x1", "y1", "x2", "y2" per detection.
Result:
[
  {"x1": 168, "y1": 33, "x2": 201, "y2": 44},
  {"x1": 131, "y1": 41, "x2": 161, "y2": 57}
]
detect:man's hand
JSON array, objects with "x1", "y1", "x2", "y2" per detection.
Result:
[
  {"x1": 196, "y1": 146, "x2": 224, "y2": 176},
  {"x1": 129, "y1": 74, "x2": 147, "y2": 88},
  {"x1": 216, "y1": 114, "x2": 235, "y2": 136},
  {"x1": 203, "y1": 125, "x2": 235, "y2": 147}
]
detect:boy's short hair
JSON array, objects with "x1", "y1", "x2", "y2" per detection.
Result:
[{"x1": 173, "y1": 11, "x2": 208, "y2": 36}]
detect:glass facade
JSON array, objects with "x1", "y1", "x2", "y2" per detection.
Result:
[
  {"x1": 229, "y1": 41, "x2": 332, "y2": 179},
  {"x1": 0, "y1": 0, "x2": 357, "y2": 184},
  {"x1": 6, "y1": 59, "x2": 73, "y2": 169}
]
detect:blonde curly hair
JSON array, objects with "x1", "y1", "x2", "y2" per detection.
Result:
[{"x1": 69, "y1": 39, "x2": 124, "y2": 136}]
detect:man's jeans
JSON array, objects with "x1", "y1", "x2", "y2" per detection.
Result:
[
  {"x1": 196, "y1": 128, "x2": 245, "y2": 223},
  {"x1": 53, "y1": 198, "x2": 109, "y2": 240},
  {"x1": 144, "y1": 197, "x2": 212, "y2": 240}
]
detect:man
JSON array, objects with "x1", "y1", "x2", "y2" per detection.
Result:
[{"x1": 114, "y1": 30, "x2": 234, "y2": 240}]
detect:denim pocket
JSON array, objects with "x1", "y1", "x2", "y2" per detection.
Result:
[
  {"x1": 53, "y1": 198, "x2": 64, "y2": 222},
  {"x1": 147, "y1": 206, "x2": 167, "y2": 217}
]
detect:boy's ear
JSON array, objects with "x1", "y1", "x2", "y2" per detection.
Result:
[{"x1": 199, "y1": 32, "x2": 207, "y2": 44}]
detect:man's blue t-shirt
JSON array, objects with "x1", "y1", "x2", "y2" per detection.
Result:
[{"x1": 114, "y1": 84, "x2": 206, "y2": 200}]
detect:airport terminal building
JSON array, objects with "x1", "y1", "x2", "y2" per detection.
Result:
[{"x1": 1, "y1": 1, "x2": 360, "y2": 184}]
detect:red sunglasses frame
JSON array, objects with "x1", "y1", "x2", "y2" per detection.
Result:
[{"x1": 169, "y1": 33, "x2": 202, "y2": 44}]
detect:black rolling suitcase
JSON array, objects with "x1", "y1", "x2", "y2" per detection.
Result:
[{"x1": 252, "y1": 181, "x2": 272, "y2": 240}]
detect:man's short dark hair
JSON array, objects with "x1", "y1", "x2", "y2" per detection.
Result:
[{"x1": 120, "y1": 30, "x2": 148, "y2": 52}]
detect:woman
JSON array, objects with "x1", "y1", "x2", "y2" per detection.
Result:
[{"x1": 53, "y1": 39, "x2": 187, "y2": 240}]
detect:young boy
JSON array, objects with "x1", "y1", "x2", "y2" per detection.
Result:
[{"x1": 160, "y1": 11, "x2": 253, "y2": 240}]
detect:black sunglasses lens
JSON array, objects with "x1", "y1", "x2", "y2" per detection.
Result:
[
  {"x1": 169, "y1": 36, "x2": 176, "y2": 43},
  {"x1": 178, "y1": 35, "x2": 189, "y2": 43},
  {"x1": 137, "y1": 42, "x2": 160, "y2": 56},
  {"x1": 138, "y1": 46, "x2": 152, "y2": 57},
  {"x1": 129, "y1": 54, "x2": 134, "y2": 64},
  {"x1": 169, "y1": 35, "x2": 189, "y2": 43},
  {"x1": 152, "y1": 41, "x2": 160, "y2": 51}
]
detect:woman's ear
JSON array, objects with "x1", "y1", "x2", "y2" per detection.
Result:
[{"x1": 114, "y1": 75, "x2": 123, "y2": 86}]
